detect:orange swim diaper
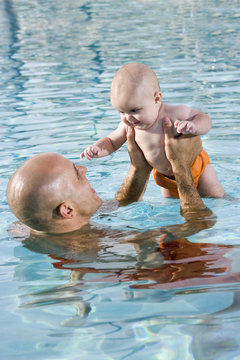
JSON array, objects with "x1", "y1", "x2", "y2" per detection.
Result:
[{"x1": 153, "y1": 150, "x2": 210, "y2": 198}]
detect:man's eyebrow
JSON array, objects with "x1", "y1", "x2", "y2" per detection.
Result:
[{"x1": 73, "y1": 163, "x2": 80, "y2": 179}]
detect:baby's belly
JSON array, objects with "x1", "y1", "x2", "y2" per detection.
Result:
[{"x1": 144, "y1": 151, "x2": 174, "y2": 177}]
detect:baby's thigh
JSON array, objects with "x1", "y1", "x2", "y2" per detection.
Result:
[
  {"x1": 160, "y1": 187, "x2": 175, "y2": 198},
  {"x1": 198, "y1": 164, "x2": 224, "y2": 198}
]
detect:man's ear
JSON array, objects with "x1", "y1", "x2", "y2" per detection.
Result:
[
  {"x1": 57, "y1": 202, "x2": 75, "y2": 219},
  {"x1": 154, "y1": 91, "x2": 162, "y2": 104}
]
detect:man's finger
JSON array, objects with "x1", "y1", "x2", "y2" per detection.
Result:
[
  {"x1": 127, "y1": 126, "x2": 137, "y2": 150},
  {"x1": 162, "y1": 117, "x2": 174, "y2": 140},
  {"x1": 126, "y1": 126, "x2": 135, "y2": 139}
]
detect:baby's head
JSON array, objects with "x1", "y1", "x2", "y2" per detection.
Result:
[{"x1": 111, "y1": 63, "x2": 162, "y2": 129}]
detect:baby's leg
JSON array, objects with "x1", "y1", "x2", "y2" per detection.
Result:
[
  {"x1": 161, "y1": 187, "x2": 175, "y2": 198},
  {"x1": 197, "y1": 164, "x2": 224, "y2": 198}
]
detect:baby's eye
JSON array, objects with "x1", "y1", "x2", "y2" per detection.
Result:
[{"x1": 131, "y1": 108, "x2": 140, "y2": 113}]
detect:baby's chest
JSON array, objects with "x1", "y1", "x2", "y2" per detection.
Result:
[
  {"x1": 135, "y1": 131, "x2": 165, "y2": 161},
  {"x1": 135, "y1": 129, "x2": 173, "y2": 174},
  {"x1": 135, "y1": 129, "x2": 163, "y2": 149}
]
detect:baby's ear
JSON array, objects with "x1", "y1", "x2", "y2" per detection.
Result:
[{"x1": 154, "y1": 91, "x2": 162, "y2": 103}]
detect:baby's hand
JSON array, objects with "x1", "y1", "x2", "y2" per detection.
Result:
[
  {"x1": 80, "y1": 145, "x2": 101, "y2": 160},
  {"x1": 174, "y1": 120, "x2": 197, "y2": 135}
]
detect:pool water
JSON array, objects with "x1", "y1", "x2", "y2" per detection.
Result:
[{"x1": 1, "y1": 0, "x2": 240, "y2": 359}]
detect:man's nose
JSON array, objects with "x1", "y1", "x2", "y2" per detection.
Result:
[{"x1": 76, "y1": 165, "x2": 87, "y2": 175}]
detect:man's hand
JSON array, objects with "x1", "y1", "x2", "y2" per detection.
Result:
[
  {"x1": 115, "y1": 127, "x2": 152, "y2": 204},
  {"x1": 127, "y1": 127, "x2": 152, "y2": 172},
  {"x1": 163, "y1": 117, "x2": 208, "y2": 215},
  {"x1": 163, "y1": 117, "x2": 202, "y2": 168}
]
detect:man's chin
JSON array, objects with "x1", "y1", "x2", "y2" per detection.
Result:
[{"x1": 96, "y1": 197, "x2": 103, "y2": 209}]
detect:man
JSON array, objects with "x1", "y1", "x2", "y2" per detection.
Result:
[{"x1": 7, "y1": 119, "x2": 211, "y2": 236}]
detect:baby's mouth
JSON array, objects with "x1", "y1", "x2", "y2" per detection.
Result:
[{"x1": 131, "y1": 120, "x2": 141, "y2": 126}]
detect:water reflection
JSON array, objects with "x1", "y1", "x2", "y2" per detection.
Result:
[
  {"x1": 12, "y1": 213, "x2": 239, "y2": 298},
  {"x1": 9, "y1": 215, "x2": 240, "y2": 358},
  {"x1": 23, "y1": 231, "x2": 240, "y2": 291}
]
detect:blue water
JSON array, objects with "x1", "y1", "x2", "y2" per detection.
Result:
[{"x1": 1, "y1": 0, "x2": 240, "y2": 359}]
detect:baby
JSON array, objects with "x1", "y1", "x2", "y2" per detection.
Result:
[{"x1": 80, "y1": 63, "x2": 224, "y2": 198}]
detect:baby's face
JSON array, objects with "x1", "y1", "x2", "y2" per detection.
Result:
[{"x1": 111, "y1": 86, "x2": 162, "y2": 130}]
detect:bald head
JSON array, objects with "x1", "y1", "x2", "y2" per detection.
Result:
[
  {"x1": 111, "y1": 62, "x2": 160, "y2": 104},
  {"x1": 7, "y1": 153, "x2": 102, "y2": 233},
  {"x1": 7, "y1": 153, "x2": 68, "y2": 232}
]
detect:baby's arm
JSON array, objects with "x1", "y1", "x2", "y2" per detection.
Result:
[
  {"x1": 80, "y1": 122, "x2": 127, "y2": 160},
  {"x1": 174, "y1": 105, "x2": 212, "y2": 135}
]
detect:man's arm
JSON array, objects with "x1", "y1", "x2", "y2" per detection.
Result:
[
  {"x1": 163, "y1": 117, "x2": 212, "y2": 219},
  {"x1": 115, "y1": 127, "x2": 152, "y2": 205}
]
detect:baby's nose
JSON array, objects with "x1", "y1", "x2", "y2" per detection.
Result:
[{"x1": 125, "y1": 113, "x2": 133, "y2": 122}]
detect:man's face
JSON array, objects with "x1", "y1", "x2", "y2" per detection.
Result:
[{"x1": 51, "y1": 156, "x2": 102, "y2": 218}]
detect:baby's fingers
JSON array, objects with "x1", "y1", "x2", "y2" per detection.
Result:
[
  {"x1": 178, "y1": 121, "x2": 187, "y2": 132},
  {"x1": 85, "y1": 147, "x2": 95, "y2": 160},
  {"x1": 174, "y1": 120, "x2": 181, "y2": 128},
  {"x1": 80, "y1": 151, "x2": 85, "y2": 160},
  {"x1": 80, "y1": 147, "x2": 94, "y2": 160},
  {"x1": 174, "y1": 120, "x2": 185, "y2": 133}
]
